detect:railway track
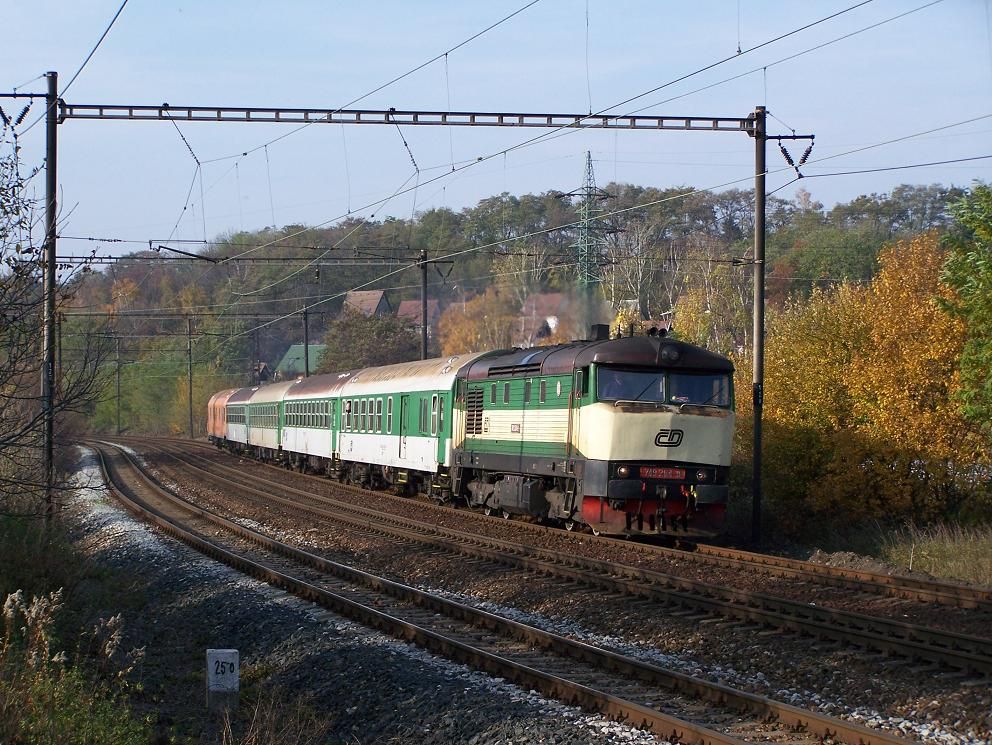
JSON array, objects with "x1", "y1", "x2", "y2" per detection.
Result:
[
  {"x1": 142, "y1": 436, "x2": 992, "y2": 611},
  {"x1": 90, "y1": 439, "x2": 914, "y2": 745},
  {"x1": 124, "y1": 437, "x2": 992, "y2": 679}
]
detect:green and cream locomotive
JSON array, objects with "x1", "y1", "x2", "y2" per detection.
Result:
[{"x1": 452, "y1": 335, "x2": 734, "y2": 535}]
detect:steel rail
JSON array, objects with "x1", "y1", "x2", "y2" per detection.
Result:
[
  {"x1": 147, "y1": 436, "x2": 992, "y2": 611},
  {"x1": 685, "y1": 543, "x2": 992, "y2": 611},
  {"x1": 134, "y1": 438, "x2": 992, "y2": 676},
  {"x1": 90, "y1": 441, "x2": 912, "y2": 745}
]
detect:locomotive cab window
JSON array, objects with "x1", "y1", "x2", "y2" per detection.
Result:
[
  {"x1": 668, "y1": 372, "x2": 732, "y2": 407},
  {"x1": 524, "y1": 380, "x2": 532, "y2": 403},
  {"x1": 502, "y1": 382, "x2": 510, "y2": 404},
  {"x1": 597, "y1": 368, "x2": 665, "y2": 403},
  {"x1": 539, "y1": 380, "x2": 547, "y2": 404}
]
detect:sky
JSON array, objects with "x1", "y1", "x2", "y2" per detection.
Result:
[{"x1": 4, "y1": 0, "x2": 992, "y2": 258}]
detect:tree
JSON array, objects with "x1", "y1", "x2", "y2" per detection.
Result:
[
  {"x1": 0, "y1": 130, "x2": 108, "y2": 516},
  {"x1": 437, "y1": 288, "x2": 518, "y2": 356},
  {"x1": 315, "y1": 309, "x2": 421, "y2": 372},
  {"x1": 744, "y1": 232, "x2": 991, "y2": 534},
  {"x1": 942, "y1": 183, "x2": 992, "y2": 433}
]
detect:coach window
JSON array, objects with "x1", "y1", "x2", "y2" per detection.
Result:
[
  {"x1": 503, "y1": 382, "x2": 510, "y2": 404},
  {"x1": 490, "y1": 384, "x2": 496, "y2": 405},
  {"x1": 524, "y1": 380, "x2": 531, "y2": 403},
  {"x1": 438, "y1": 395, "x2": 444, "y2": 434},
  {"x1": 386, "y1": 396, "x2": 393, "y2": 433},
  {"x1": 539, "y1": 380, "x2": 547, "y2": 404},
  {"x1": 358, "y1": 399, "x2": 365, "y2": 431},
  {"x1": 344, "y1": 400, "x2": 352, "y2": 430},
  {"x1": 431, "y1": 394, "x2": 438, "y2": 436},
  {"x1": 375, "y1": 398, "x2": 383, "y2": 432}
]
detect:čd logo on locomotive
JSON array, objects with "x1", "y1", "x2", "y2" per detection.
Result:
[{"x1": 654, "y1": 429, "x2": 684, "y2": 447}]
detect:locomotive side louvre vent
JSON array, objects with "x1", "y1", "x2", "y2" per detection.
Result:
[
  {"x1": 466, "y1": 387, "x2": 484, "y2": 435},
  {"x1": 487, "y1": 363, "x2": 542, "y2": 377}
]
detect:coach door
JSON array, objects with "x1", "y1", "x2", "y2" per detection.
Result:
[{"x1": 398, "y1": 394, "x2": 410, "y2": 460}]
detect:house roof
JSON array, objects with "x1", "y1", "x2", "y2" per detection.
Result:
[
  {"x1": 275, "y1": 344, "x2": 327, "y2": 374},
  {"x1": 343, "y1": 290, "x2": 391, "y2": 317},
  {"x1": 395, "y1": 299, "x2": 441, "y2": 324}
]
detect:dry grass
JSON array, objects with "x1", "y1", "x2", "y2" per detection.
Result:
[
  {"x1": 0, "y1": 587, "x2": 149, "y2": 745},
  {"x1": 221, "y1": 688, "x2": 333, "y2": 745},
  {"x1": 878, "y1": 522, "x2": 992, "y2": 587}
]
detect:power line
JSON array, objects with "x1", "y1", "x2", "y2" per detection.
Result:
[
  {"x1": 18, "y1": 0, "x2": 130, "y2": 137},
  {"x1": 203, "y1": 0, "x2": 545, "y2": 164},
  {"x1": 74, "y1": 0, "x2": 874, "y2": 280},
  {"x1": 627, "y1": 0, "x2": 944, "y2": 119},
  {"x1": 61, "y1": 0, "x2": 130, "y2": 97}
]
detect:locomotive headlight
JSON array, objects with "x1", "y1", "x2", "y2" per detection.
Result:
[
  {"x1": 617, "y1": 465, "x2": 631, "y2": 478},
  {"x1": 695, "y1": 469, "x2": 709, "y2": 482},
  {"x1": 660, "y1": 344, "x2": 681, "y2": 362}
]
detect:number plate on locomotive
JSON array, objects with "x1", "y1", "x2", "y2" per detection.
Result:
[{"x1": 639, "y1": 466, "x2": 685, "y2": 480}]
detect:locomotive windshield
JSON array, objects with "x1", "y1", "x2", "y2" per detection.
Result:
[
  {"x1": 597, "y1": 368, "x2": 731, "y2": 406},
  {"x1": 668, "y1": 372, "x2": 731, "y2": 407},
  {"x1": 597, "y1": 369, "x2": 665, "y2": 402}
]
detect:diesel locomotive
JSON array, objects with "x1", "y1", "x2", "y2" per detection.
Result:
[{"x1": 207, "y1": 334, "x2": 735, "y2": 537}]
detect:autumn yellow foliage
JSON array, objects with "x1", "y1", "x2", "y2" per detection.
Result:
[
  {"x1": 739, "y1": 233, "x2": 991, "y2": 535},
  {"x1": 437, "y1": 288, "x2": 518, "y2": 356}
]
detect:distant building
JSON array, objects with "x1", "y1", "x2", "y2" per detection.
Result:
[
  {"x1": 396, "y1": 298, "x2": 441, "y2": 339},
  {"x1": 343, "y1": 290, "x2": 391, "y2": 318},
  {"x1": 274, "y1": 343, "x2": 326, "y2": 380}
]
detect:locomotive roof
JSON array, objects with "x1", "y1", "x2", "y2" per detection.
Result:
[{"x1": 457, "y1": 336, "x2": 733, "y2": 380}]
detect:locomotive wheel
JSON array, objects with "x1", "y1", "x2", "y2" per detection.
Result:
[
  {"x1": 501, "y1": 509, "x2": 511, "y2": 520},
  {"x1": 483, "y1": 505, "x2": 494, "y2": 517},
  {"x1": 564, "y1": 519, "x2": 576, "y2": 532},
  {"x1": 590, "y1": 526, "x2": 602, "y2": 536}
]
